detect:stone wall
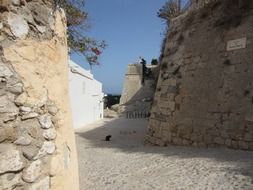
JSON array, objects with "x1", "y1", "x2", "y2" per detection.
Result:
[
  {"x1": 119, "y1": 64, "x2": 157, "y2": 114},
  {"x1": 146, "y1": 0, "x2": 253, "y2": 150},
  {"x1": 120, "y1": 64, "x2": 143, "y2": 105},
  {"x1": 0, "y1": 1, "x2": 79, "y2": 190}
]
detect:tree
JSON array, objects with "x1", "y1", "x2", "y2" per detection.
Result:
[
  {"x1": 57, "y1": 0, "x2": 106, "y2": 65},
  {"x1": 151, "y1": 59, "x2": 158, "y2": 65}
]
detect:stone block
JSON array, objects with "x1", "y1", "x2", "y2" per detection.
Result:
[
  {"x1": 156, "y1": 138, "x2": 166, "y2": 146},
  {"x1": 14, "y1": 92, "x2": 28, "y2": 106},
  {"x1": 39, "y1": 114, "x2": 52, "y2": 129},
  {"x1": 220, "y1": 131, "x2": 229, "y2": 139},
  {"x1": 172, "y1": 137, "x2": 182, "y2": 145},
  {"x1": 192, "y1": 142, "x2": 198, "y2": 147},
  {"x1": 21, "y1": 112, "x2": 39, "y2": 120},
  {"x1": 203, "y1": 135, "x2": 213, "y2": 144},
  {"x1": 34, "y1": 141, "x2": 56, "y2": 160},
  {"x1": 22, "y1": 146, "x2": 39, "y2": 160},
  {"x1": 231, "y1": 140, "x2": 238, "y2": 149},
  {"x1": 36, "y1": 25, "x2": 46, "y2": 34},
  {"x1": 249, "y1": 143, "x2": 253, "y2": 151},
  {"x1": 160, "y1": 121, "x2": 168, "y2": 129},
  {"x1": 214, "y1": 137, "x2": 225, "y2": 145},
  {"x1": 22, "y1": 159, "x2": 42, "y2": 183},
  {"x1": 0, "y1": 95, "x2": 19, "y2": 114},
  {"x1": 4, "y1": 125, "x2": 17, "y2": 142},
  {"x1": 146, "y1": 135, "x2": 157, "y2": 145},
  {"x1": 245, "y1": 115, "x2": 253, "y2": 123},
  {"x1": 20, "y1": 106, "x2": 32, "y2": 113},
  {"x1": 170, "y1": 123, "x2": 178, "y2": 134},
  {"x1": 47, "y1": 102, "x2": 58, "y2": 116},
  {"x1": 198, "y1": 142, "x2": 207, "y2": 148},
  {"x1": 43, "y1": 127, "x2": 57, "y2": 140},
  {"x1": 27, "y1": 176, "x2": 49, "y2": 190},
  {"x1": 178, "y1": 125, "x2": 192, "y2": 139},
  {"x1": 164, "y1": 79, "x2": 177, "y2": 86},
  {"x1": 167, "y1": 86, "x2": 178, "y2": 94},
  {"x1": 8, "y1": 13, "x2": 29, "y2": 39},
  {"x1": 244, "y1": 133, "x2": 253, "y2": 142},
  {"x1": 238, "y1": 141, "x2": 249, "y2": 150},
  {"x1": 182, "y1": 139, "x2": 191, "y2": 146},
  {"x1": 225, "y1": 139, "x2": 232, "y2": 147},
  {"x1": 167, "y1": 93, "x2": 176, "y2": 101},
  {"x1": 0, "y1": 173, "x2": 22, "y2": 190},
  {"x1": 18, "y1": 119, "x2": 42, "y2": 139},
  {"x1": 153, "y1": 126, "x2": 162, "y2": 138},
  {"x1": 191, "y1": 133, "x2": 198, "y2": 141},
  {"x1": 0, "y1": 63, "x2": 13, "y2": 78},
  {"x1": 11, "y1": 0, "x2": 20, "y2": 6},
  {"x1": 175, "y1": 95, "x2": 182, "y2": 104},
  {"x1": 168, "y1": 101, "x2": 176, "y2": 111},
  {"x1": 0, "y1": 128, "x2": 6, "y2": 143},
  {"x1": 0, "y1": 149, "x2": 25, "y2": 174},
  {"x1": 8, "y1": 82, "x2": 23, "y2": 94},
  {"x1": 14, "y1": 135, "x2": 32, "y2": 146},
  {"x1": 161, "y1": 131, "x2": 172, "y2": 142}
]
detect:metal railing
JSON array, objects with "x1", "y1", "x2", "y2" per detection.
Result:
[{"x1": 126, "y1": 111, "x2": 150, "y2": 119}]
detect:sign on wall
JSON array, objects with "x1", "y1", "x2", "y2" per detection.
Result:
[{"x1": 226, "y1": 37, "x2": 247, "y2": 51}]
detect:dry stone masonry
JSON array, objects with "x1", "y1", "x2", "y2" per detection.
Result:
[
  {"x1": 0, "y1": 1, "x2": 78, "y2": 189},
  {"x1": 146, "y1": 0, "x2": 253, "y2": 150},
  {"x1": 0, "y1": 53, "x2": 56, "y2": 189}
]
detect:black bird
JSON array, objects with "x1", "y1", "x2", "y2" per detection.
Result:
[{"x1": 105, "y1": 135, "x2": 112, "y2": 141}]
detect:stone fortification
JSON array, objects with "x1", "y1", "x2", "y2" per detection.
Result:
[
  {"x1": 147, "y1": 0, "x2": 253, "y2": 150},
  {"x1": 120, "y1": 64, "x2": 143, "y2": 105},
  {"x1": 0, "y1": 1, "x2": 79, "y2": 190},
  {"x1": 119, "y1": 63, "x2": 158, "y2": 114}
]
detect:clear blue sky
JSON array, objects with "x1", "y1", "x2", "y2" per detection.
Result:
[{"x1": 71, "y1": 0, "x2": 167, "y2": 94}]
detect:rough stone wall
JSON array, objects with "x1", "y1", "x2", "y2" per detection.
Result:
[
  {"x1": 0, "y1": 1, "x2": 79, "y2": 190},
  {"x1": 146, "y1": 0, "x2": 253, "y2": 150},
  {"x1": 119, "y1": 64, "x2": 157, "y2": 114}
]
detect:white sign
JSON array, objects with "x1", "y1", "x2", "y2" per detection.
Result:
[{"x1": 226, "y1": 37, "x2": 247, "y2": 51}]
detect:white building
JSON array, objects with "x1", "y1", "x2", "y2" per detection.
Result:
[{"x1": 68, "y1": 60, "x2": 104, "y2": 129}]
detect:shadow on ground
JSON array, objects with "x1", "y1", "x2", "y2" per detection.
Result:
[{"x1": 75, "y1": 117, "x2": 253, "y2": 181}]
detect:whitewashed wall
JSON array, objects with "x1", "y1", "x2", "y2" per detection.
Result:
[{"x1": 69, "y1": 60, "x2": 104, "y2": 129}]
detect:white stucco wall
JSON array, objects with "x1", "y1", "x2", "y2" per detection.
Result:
[{"x1": 69, "y1": 60, "x2": 104, "y2": 129}]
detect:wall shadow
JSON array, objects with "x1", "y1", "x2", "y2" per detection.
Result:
[{"x1": 76, "y1": 118, "x2": 253, "y2": 181}]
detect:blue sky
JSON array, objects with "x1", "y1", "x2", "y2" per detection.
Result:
[{"x1": 71, "y1": 0, "x2": 167, "y2": 94}]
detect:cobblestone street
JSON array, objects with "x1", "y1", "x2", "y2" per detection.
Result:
[{"x1": 76, "y1": 118, "x2": 253, "y2": 190}]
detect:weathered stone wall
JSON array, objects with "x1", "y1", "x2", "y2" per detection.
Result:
[
  {"x1": 119, "y1": 64, "x2": 157, "y2": 114},
  {"x1": 120, "y1": 64, "x2": 143, "y2": 105},
  {"x1": 0, "y1": 1, "x2": 79, "y2": 189},
  {"x1": 147, "y1": 0, "x2": 253, "y2": 150}
]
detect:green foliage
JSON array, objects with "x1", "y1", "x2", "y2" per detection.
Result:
[
  {"x1": 57, "y1": 0, "x2": 106, "y2": 65},
  {"x1": 151, "y1": 59, "x2": 158, "y2": 65}
]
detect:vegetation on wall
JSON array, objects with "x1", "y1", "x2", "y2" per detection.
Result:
[
  {"x1": 157, "y1": 0, "x2": 190, "y2": 64},
  {"x1": 158, "y1": 0, "x2": 182, "y2": 23},
  {"x1": 151, "y1": 59, "x2": 158, "y2": 65},
  {"x1": 57, "y1": 0, "x2": 106, "y2": 65}
]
